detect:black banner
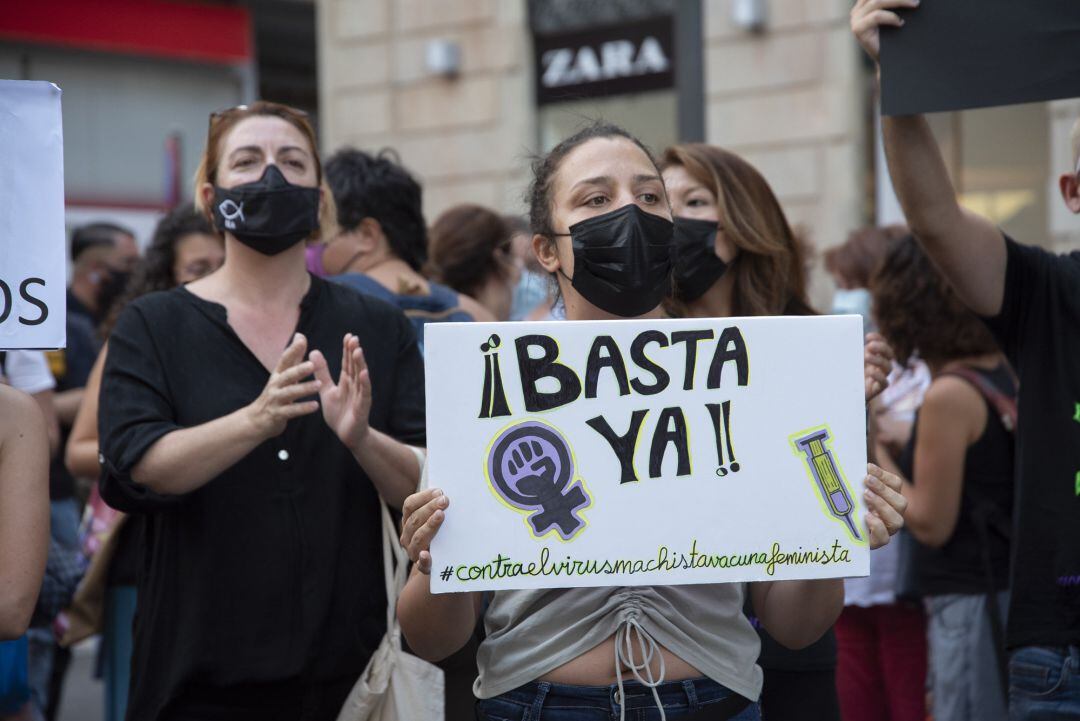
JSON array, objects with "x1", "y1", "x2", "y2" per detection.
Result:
[
  {"x1": 534, "y1": 17, "x2": 675, "y2": 106},
  {"x1": 880, "y1": 0, "x2": 1080, "y2": 116}
]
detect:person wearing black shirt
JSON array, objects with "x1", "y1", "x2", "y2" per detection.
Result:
[
  {"x1": 855, "y1": 4, "x2": 1080, "y2": 717},
  {"x1": 98, "y1": 102, "x2": 425, "y2": 721}
]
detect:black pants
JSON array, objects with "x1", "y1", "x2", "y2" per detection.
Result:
[
  {"x1": 759, "y1": 668, "x2": 840, "y2": 721},
  {"x1": 162, "y1": 676, "x2": 356, "y2": 721}
]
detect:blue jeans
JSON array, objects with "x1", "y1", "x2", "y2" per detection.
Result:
[
  {"x1": 1009, "y1": 646, "x2": 1080, "y2": 720},
  {"x1": 476, "y1": 678, "x2": 760, "y2": 721}
]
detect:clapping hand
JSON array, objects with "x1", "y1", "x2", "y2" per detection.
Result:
[{"x1": 312, "y1": 333, "x2": 372, "y2": 451}]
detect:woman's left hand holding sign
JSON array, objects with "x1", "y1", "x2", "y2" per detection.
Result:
[
  {"x1": 863, "y1": 463, "x2": 907, "y2": 549},
  {"x1": 311, "y1": 333, "x2": 372, "y2": 450},
  {"x1": 401, "y1": 488, "x2": 450, "y2": 575}
]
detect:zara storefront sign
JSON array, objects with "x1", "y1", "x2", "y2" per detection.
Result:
[{"x1": 534, "y1": 17, "x2": 675, "y2": 105}]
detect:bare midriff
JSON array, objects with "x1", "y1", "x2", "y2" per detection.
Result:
[{"x1": 537, "y1": 634, "x2": 702, "y2": 686}]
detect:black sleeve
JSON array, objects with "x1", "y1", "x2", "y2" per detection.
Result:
[
  {"x1": 387, "y1": 313, "x2": 427, "y2": 447},
  {"x1": 981, "y1": 235, "x2": 1050, "y2": 365},
  {"x1": 98, "y1": 303, "x2": 184, "y2": 513}
]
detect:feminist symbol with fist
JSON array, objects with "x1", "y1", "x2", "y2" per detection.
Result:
[{"x1": 487, "y1": 421, "x2": 591, "y2": 540}]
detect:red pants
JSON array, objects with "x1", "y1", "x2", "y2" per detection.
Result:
[{"x1": 835, "y1": 604, "x2": 928, "y2": 721}]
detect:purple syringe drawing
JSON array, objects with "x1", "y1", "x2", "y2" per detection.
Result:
[
  {"x1": 793, "y1": 428, "x2": 861, "y2": 541},
  {"x1": 486, "y1": 421, "x2": 590, "y2": 541}
]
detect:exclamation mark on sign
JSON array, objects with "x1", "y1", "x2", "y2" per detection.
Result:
[
  {"x1": 707, "y1": 400, "x2": 740, "y2": 477},
  {"x1": 478, "y1": 334, "x2": 511, "y2": 419}
]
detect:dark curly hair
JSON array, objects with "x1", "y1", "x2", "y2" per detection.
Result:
[
  {"x1": 100, "y1": 204, "x2": 217, "y2": 337},
  {"x1": 324, "y1": 147, "x2": 427, "y2": 271},
  {"x1": 871, "y1": 235, "x2": 999, "y2": 368}
]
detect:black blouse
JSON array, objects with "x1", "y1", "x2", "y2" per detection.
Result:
[{"x1": 98, "y1": 276, "x2": 425, "y2": 720}]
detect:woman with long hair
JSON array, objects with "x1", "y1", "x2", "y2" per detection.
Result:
[
  {"x1": 396, "y1": 122, "x2": 907, "y2": 721},
  {"x1": 660, "y1": 143, "x2": 894, "y2": 721}
]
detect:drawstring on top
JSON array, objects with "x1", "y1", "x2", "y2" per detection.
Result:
[{"x1": 613, "y1": 616, "x2": 666, "y2": 721}]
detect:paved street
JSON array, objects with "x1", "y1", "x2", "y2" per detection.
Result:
[{"x1": 55, "y1": 641, "x2": 103, "y2": 721}]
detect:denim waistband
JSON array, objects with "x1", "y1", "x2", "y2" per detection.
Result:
[
  {"x1": 1011, "y1": 645, "x2": 1080, "y2": 663},
  {"x1": 493, "y1": 676, "x2": 748, "y2": 713}
]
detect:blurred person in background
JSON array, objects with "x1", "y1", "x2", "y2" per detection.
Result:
[
  {"x1": 62, "y1": 204, "x2": 223, "y2": 721},
  {"x1": 0, "y1": 352, "x2": 59, "y2": 455},
  {"x1": 660, "y1": 142, "x2": 894, "y2": 721},
  {"x1": 323, "y1": 148, "x2": 493, "y2": 350},
  {"x1": 871, "y1": 237, "x2": 1014, "y2": 721},
  {"x1": 323, "y1": 153, "x2": 499, "y2": 715},
  {"x1": 66, "y1": 223, "x2": 138, "y2": 328},
  {"x1": 824, "y1": 225, "x2": 909, "y2": 329},
  {"x1": 97, "y1": 101, "x2": 425, "y2": 721},
  {"x1": 426, "y1": 204, "x2": 521, "y2": 322},
  {"x1": 0, "y1": 352, "x2": 58, "y2": 721},
  {"x1": 32, "y1": 222, "x2": 139, "y2": 721},
  {"x1": 0, "y1": 384, "x2": 50, "y2": 720},
  {"x1": 504, "y1": 214, "x2": 552, "y2": 320},
  {"x1": 825, "y1": 227, "x2": 928, "y2": 721}
]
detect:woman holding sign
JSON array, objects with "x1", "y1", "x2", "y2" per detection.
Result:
[
  {"x1": 398, "y1": 122, "x2": 908, "y2": 721},
  {"x1": 97, "y1": 102, "x2": 426, "y2": 721},
  {"x1": 661, "y1": 144, "x2": 896, "y2": 721}
]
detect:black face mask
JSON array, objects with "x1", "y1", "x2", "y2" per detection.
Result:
[
  {"x1": 671, "y1": 217, "x2": 728, "y2": 302},
  {"x1": 555, "y1": 204, "x2": 673, "y2": 318},
  {"x1": 212, "y1": 165, "x2": 320, "y2": 256},
  {"x1": 94, "y1": 269, "x2": 131, "y2": 323}
]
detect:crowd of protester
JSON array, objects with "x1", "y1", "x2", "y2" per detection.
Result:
[{"x1": 0, "y1": 1, "x2": 1077, "y2": 719}]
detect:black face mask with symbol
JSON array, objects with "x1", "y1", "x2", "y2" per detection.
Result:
[{"x1": 212, "y1": 164, "x2": 320, "y2": 256}]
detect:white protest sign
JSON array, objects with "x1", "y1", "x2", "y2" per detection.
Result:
[
  {"x1": 0, "y1": 80, "x2": 66, "y2": 350},
  {"x1": 425, "y1": 315, "x2": 869, "y2": 593}
]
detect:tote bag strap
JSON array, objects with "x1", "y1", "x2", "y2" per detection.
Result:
[{"x1": 379, "y1": 446, "x2": 427, "y2": 641}]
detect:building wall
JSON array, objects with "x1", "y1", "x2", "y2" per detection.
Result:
[
  {"x1": 703, "y1": 0, "x2": 868, "y2": 308},
  {"x1": 316, "y1": 0, "x2": 534, "y2": 220}
]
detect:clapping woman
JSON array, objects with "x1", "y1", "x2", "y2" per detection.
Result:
[{"x1": 98, "y1": 102, "x2": 426, "y2": 721}]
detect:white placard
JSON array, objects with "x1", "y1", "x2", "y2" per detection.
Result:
[
  {"x1": 425, "y1": 315, "x2": 869, "y2": 593},
  {"x1": 0, "y1": 80, "x2": 66, "y2": 350}
]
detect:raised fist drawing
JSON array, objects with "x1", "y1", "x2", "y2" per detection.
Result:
[{"x1": 488, "y1": 422, "x2": 591, "y2": 540}]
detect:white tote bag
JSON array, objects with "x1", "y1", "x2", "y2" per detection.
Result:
[{"x1": 336, "y1": 449, "x2": 445, "y2": 721}]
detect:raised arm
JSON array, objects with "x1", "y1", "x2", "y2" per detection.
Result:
[
  {"x1": 852, "y1": 0, "x2": 1007, "y2": 317},
  {"x1": 311, "y1": 334, "x2": 422, "y2": 509},
  {"x1": 396, "y1": 488, "x2": 483, "y2": 661},
  {"x1": 0, "y1": 386, "x2": 50, "y2": 638}
]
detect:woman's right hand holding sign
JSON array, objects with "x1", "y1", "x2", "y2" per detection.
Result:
[{"x1": 401, "y1": 488, "x2": 450, "y2": 575}]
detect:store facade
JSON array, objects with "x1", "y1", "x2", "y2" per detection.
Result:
[{"x1": 317, "y1": 0, "x2": 1080, "y2": 304}]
